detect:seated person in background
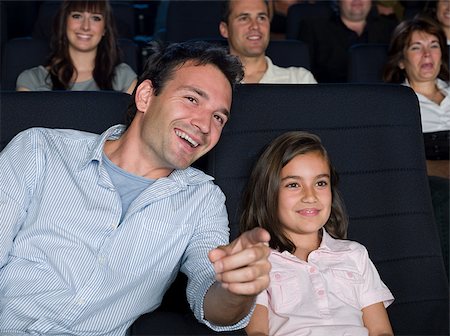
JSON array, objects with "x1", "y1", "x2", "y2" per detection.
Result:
[
  {"x1": 1, "y1": 40, "x2": 271, "y2": 335},
  {"x1": 435, "y1": 0, "x2": 450, "y2": 44},
  {"x1": 269, "y1": 0, "x2": 302, "y2": 40},
  {"x1": 219, "y1": 0, "x2": 317, "y2": 84},
  {"x1": 240, "y1": 131, "x2": 394, "y2": 336},
  {"x1": 383, "y1": 15, "x2": 449, "y2": 276},
  {"x1": 16, "y1": 0, "x2": 137, "y2": 93},
  {"x1": 299, "y1": 0, "x2": 397, "y2": 83}
]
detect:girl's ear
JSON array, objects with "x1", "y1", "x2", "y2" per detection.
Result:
[
  {"x1": 398, "y1": 60, "x2": 405, "y2": 70},
  {"x1": 135, "y1": 80, "x2": 154, "y2": 113}
]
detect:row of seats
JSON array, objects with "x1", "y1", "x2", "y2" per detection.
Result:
[
  {"x1": 1, "y1": 85, "x2": 448, "y2": 335},
  {"x1": 0, "y1": 37, "x2": 311, "y2": 90},
  {"x1": 6, "y1": 36, "x2": 448, "y2": 90}
]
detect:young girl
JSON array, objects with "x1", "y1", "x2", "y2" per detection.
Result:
[
  {"x1": 240, "y1": 131, "x2": 394, "y2": 336},
  {"x1": 17, "y1": 0, "x2": 137, "y2": 93}
]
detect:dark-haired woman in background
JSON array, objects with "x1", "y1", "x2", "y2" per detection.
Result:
[
  {"x1": 17, "y1": 0, "x2": 136, "y2": 93},
  {"x1": 383, "y1": 15, "x2": 449, "y2": 276}
]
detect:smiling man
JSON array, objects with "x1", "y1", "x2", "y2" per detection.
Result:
[
  {"x1": 219, "y1": 0, "x2": 316, "y2": 84},
  {"x1": 0, "y1": 40, "x2": 271, "y2": 336}
]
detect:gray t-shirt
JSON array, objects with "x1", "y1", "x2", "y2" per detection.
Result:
[{"x1": 16, "y1": 63, "x2": 136, "y2": 92}]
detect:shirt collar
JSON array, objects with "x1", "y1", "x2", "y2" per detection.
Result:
[
  {"x1": 78, "y1": 124, "x2": 126, "y2": 171},
  {"x1": 318, "y1": 228, "x2": 350, "y2": 252},
  {"x1": 78, "y1": 124, "x2": 214, "y2": 186},
  {"x1": 275, "y1": 228, "x2": 351, "y2": 260},
  {"x1": 402, "y1": 78, "x2": 449, "y2": 98}
]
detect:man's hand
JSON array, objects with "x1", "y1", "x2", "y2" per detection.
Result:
[
  {"x1": 204, "y1": 228, "x2": 271, "y2": 326},
  {"x1": 208, "y1": 227, "x2": 271, "y2": 296}
]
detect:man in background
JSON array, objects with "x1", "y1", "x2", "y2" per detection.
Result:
[
  {"x1": 219, "y1": 0, "x2": 317, "y2": 84},
  {"x1": 299, "y1": 0, "x2": 397, "y2": 82}
]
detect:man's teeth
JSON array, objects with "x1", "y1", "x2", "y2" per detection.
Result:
[{"x1": 175, "y1": 130, "x2": 199, "y2": 148}]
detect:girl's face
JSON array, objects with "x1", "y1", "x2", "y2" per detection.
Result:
[
  {"x1": 399, "y1": 30, "x2": 442, "y2": 84},
  {"x1": 437, "y1": 0, "x2": 450, "y2": 29},
  {"x1": 66, "y1": 10, "x2": 106, "y2": 53},
  {"x1": 277, "y1": 152, "x2": 332, "y2": 241}
]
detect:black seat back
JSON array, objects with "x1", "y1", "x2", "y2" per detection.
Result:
[
  {"x1": 207, "y1": 84, "x2": 449, "y2": 335},
  {"x1": 0, "y1": 91, "x2": 131, "y2": 150}
]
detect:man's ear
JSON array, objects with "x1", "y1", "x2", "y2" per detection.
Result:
[
  {"x1": 219, "y1": 21, "x2": 229, "y2": 39},
  {"x1": 135, "y1": 80, "x2": 154, "y2": 113}
]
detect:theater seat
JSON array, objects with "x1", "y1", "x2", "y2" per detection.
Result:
[
  {"x1": 348, "y1": 43, "x2": 389, "y2": 83},
  {"x1": 0, "y1": 91, "x2": 131, "y2": 150}
]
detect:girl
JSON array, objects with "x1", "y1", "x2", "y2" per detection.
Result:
[
  {"x1": 240, "y1": 131, "x2": 394, "y2": 336},
  {"x1": 17, "y1": 0, "x2": 137, "y2": 93}
]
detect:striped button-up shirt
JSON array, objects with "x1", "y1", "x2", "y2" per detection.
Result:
[{"x1": 0, "y1": 125, "x2": 247, "y2": 335}]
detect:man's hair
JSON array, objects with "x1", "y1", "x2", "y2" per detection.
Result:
[
  {"x1": 239, "y1": 131, "x2": 348, "y2": 254},
  {"x1": 220, "y1": 0, "x2": 271, "y2": 24},
  {"x1": 383, "y1": 15, "x2": 450, "y2": 83},
  {"x1": 126, "y1": 40, "x2": 244, "y2": 125}
]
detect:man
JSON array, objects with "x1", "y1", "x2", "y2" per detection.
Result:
[
  {"x1": 0, "y1": 41, "x2": 271, "y2": 335},
  {"x1": 219, "y1": 0, "x2": 317, "y2": 84},
  {"x1": 298, "y1": 0, "x2": 397, "y2": 82}
]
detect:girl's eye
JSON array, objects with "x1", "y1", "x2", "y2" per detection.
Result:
[
  {"x1": 316, "y1": 180, "x2": 328, "y2": 187},
  {"x1": 71, "y1": 13, "x2": 82, "y2": 19},
  {"x1": 431, "y1": 43, "x2": 440, "y2": 49},
  {"x1": 286, "y1": 182, "x2": 299, "y2": 188},
  {"x1": 91, "y1": 15, "x2": 103, "y2": 22}
]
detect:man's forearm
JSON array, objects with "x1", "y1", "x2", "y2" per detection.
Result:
[{"x1": 203, "y1": 281, "x2": 255, "y2": 326}]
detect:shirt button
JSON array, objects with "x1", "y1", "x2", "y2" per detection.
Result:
[
  {"x1": 77, "y1": 298, "x2": 86, "y2": 305},
  {"x1": 317, "y1": 289, "x2": 325, "y2": 296},
  {"x1": 309, "y1": 267, "x2": 317, "y2": 274},
  {"x1": 347, "y1": 272, "x2": 354, "y2": 278},
  {"x1": 110, "y1": 224, "x2": 117, "y2": 229},
  {"x1": 98, "y1": 256, "x2": 106, "y2": 264},
  {"x1": 274, "y1": 273, "x2": 282, "y2": 280}
]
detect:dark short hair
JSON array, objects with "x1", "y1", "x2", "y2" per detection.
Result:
[
  {"x1": 125, "y1": 40, "x2": 243, "y2": 126},
  {"x1": 383, "y1": 15, "x2": 450, "y2": 83},
  {"x1": 239, "y1": 131, "x2": 348, "y2": 254},
  {"x1": 220, "y1": 0, "x2": 271, "y2": 24}
]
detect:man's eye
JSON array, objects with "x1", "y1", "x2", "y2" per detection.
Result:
[{"x1": 214, "y1": 114, "x2": 225, "y2": 125}]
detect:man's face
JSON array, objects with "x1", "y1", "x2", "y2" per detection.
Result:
[
  {"x1": 135, "y1": 62, "x2": 232, "y2": 177},
  {"x1": 219, "y1": 0, "x2": 270, "y2": 58},
  {"x1": 339, "y1": 0, "x2": 372, "y2": 22}
]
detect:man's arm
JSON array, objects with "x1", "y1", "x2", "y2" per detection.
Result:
[{"x1": 204, "y1": 228, "x2": 271, "y2": 325}]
